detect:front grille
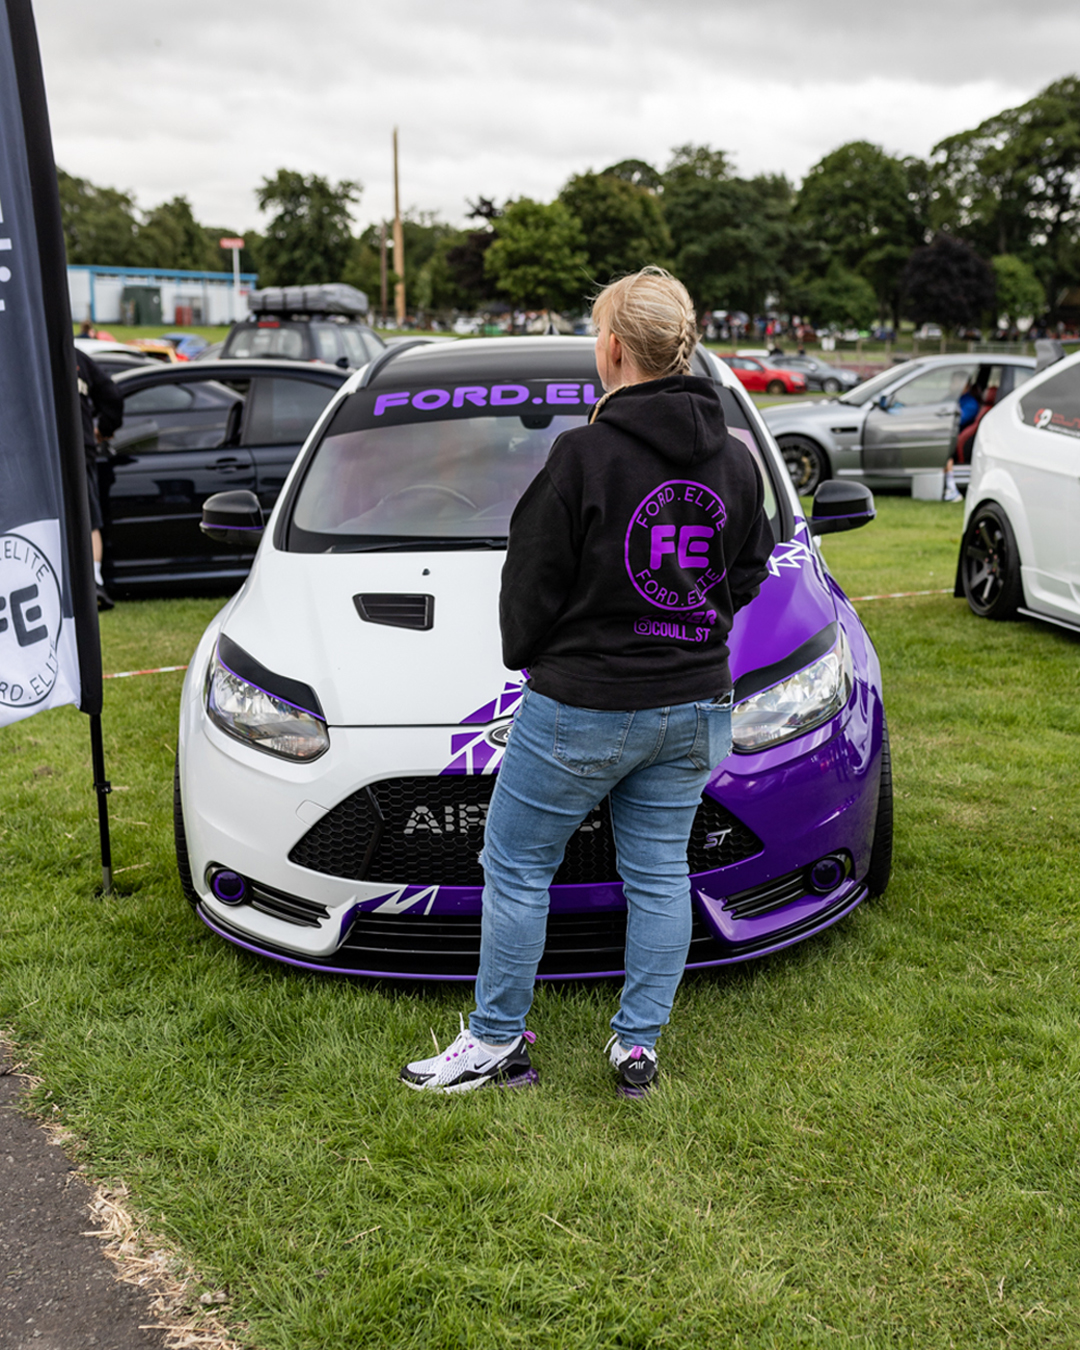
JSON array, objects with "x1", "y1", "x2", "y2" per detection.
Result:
[
  {"x1": 336, "y1": 907, "x2": 722, "y2": 978},
  {"x1": 353, "y1": 593, "x2": 434, "y2": 631},
  {"x1": 288, "y1": 775, "x2": 763, "y2": 885}
]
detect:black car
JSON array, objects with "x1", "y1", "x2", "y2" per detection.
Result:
[
  {"x1": 99, "y1": 360, "x2": 348, "y2": 594},
  {"x1": 767, "y1": 354, "x2": 860, "y2": 394},
  {"x1": 220, "y1": 283, "x2": 386, "y2": 370}
]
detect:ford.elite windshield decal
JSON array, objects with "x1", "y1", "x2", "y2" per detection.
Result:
[{"x1": 372, "y1": 381, "x2": 602, "y2": 418}]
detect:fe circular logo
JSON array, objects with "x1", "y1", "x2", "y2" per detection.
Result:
[
  {"x1": 0, "y1": 533, "x2": 63, "y2": 709},
  {"x1": 624, "y1": 479, "x2": 728, "y2": 612}
]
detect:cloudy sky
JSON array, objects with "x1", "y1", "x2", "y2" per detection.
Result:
[{"x1": 36, "y1": 0, "x2": 1079, "y2": 235}]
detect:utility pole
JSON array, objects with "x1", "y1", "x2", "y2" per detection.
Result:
[
  {"x1": 379, "y1": 221, "x2": 388, "y2": 327},
  {"x1": 393, "y1": 127, "x2": 405, "y2": 326}
]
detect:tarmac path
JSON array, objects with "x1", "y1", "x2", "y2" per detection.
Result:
[{"x1": 0, "y1": 1044, "x2": 167, "y2": 1350}]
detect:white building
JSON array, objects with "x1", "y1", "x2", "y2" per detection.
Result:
[{"x1": 67, "y1": 263, "x2": 259, "y2": 327}]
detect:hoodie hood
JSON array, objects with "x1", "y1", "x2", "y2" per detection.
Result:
[{"x1": 595, "y1": 375, "x2": 727, "y2": 467}]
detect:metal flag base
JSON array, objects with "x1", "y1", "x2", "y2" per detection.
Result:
[{"x1": 89, "y1": 712, "x2": 112, "y2": 896}]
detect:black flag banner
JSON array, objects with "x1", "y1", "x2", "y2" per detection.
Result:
[{"x1": 0, "y1": 0, "x2": 102, "y2": 732}]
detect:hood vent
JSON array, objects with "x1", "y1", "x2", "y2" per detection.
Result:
[{"x1": 353, "y1": 593, "x2": 434, "y2": 631}]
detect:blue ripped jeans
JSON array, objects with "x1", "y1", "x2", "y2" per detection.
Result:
[{"x1": 471, "y1": 687, "x2": 733, "y2": 1050}]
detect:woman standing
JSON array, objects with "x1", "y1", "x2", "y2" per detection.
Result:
[{"x1": 402, "y1": 268, "x2": 774, "y2": 1096}]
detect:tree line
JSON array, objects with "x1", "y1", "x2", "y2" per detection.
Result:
[{"x1": 60, "y1": 76, "x2": 1080, "y2": 329}]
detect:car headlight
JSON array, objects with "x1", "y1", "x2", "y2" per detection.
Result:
[
  {"x1": 732, "y1": 629, "x2": 853, "y2": 751},
  {"x1": 206, "y1": 652, "x2": 330, "y2": 761}
]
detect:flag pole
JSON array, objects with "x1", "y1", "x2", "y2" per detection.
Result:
[{"x1": 7, "y1": 0, "x2": 113, "y2": 895}]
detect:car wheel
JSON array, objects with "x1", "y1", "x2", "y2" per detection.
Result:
[
  {"x1": 174, "y1": 752, "x2": 197, "y2": 907},
  {"x1": 961, "y1": 502, "x2": 1024, "y2": 620},
  {"x1": 778, "y1": 436, "x2": 828, "y2": 495},
  {"x1": 766, "y1": 379, "x2": 786, "y2": 395},
  {"x1": 822, "y1": 378, "x2": 840, "y2": 394},
  {"x1": 865, "y1": 714, "x2": 893, "y2": 898}
]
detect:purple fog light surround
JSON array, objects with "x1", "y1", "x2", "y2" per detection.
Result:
[{"x1": 209, "y1": 868, "x2": 247, "y2": 905}]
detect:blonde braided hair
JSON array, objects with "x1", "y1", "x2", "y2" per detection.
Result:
[{"x1": 588, "y1": 267, "x2": 698, "y2": 422}]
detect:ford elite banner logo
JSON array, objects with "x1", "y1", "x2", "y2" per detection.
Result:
[{"x1": 0, "y1": 0, "x2": 98, "y2": 729}]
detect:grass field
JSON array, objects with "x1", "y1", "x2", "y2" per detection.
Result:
[{"x1": 2, "y1": 499, "x2": 1079, "y2": 1348}]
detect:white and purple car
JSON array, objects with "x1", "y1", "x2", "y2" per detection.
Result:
[{"x1": 175, "y1": 337, "x2": 891, "y2": 979}]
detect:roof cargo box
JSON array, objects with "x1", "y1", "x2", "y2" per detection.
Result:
[{"x1": 249, "y1": 283, "x2": 369, "y2": 317}]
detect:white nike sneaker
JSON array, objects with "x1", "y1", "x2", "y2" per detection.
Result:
[
  {"x1": 400, "y1": 1016, "x2": 538, "y2": 1093},
  {"x1": 606, "y1": 1034, "x2": 658, "y2": 1097}
]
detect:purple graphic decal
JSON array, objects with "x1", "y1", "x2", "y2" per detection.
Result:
[
  {"x1": 766, "y1": 539, "x2": 814, "y2": 578},
  {"x1": 624, "y1": 479, "x2": 728, "y2": 612},
  {"x1": 449, "y1": 678, "x2": 527, "y2": 774}
]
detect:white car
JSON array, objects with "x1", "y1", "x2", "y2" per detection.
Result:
[
  {"x1": 957, "y1": 348, "x2": 1080, "y2": 631},
  {"x1": 175, "y1": 337, "x2": 889, "y2": 980}
]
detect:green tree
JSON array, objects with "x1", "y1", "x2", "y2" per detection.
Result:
[
  {"x1": 660, "y1": 146, "x2": 795, "y2": 316},
  {"x1": 256, "y1": 170, "x2": 360, "y2": 286},
  {"x1": 992, "y1": 254, "x2": 1047, "y2": 326},
  {"x1": 793, "y1": 261, "x2": 878, "y2": 329},
  {"x1": 794, "y1": 141, "x2": 925, "y2": 323},
  {"x1": 901, "y1": 234, "x2": 996, "y2": 330},
  {"x1": 57, "y1": 168, "x2": 141, "y2": 266},
  {"x1": 138, "y1": 195, "x2": 221, "y2": 271},
  {"x1": 484, "y1": 198, "x2": 589, "y2": 314},
  {"x1": 930, "y1": 77, "x2": 1080, "y2": 306},
  {"x1": 601, "y1": 158, "x2": 664, "y2": 191},
  {"x1": 558, "y1": 170, "x2": 671, "y2": 285}
]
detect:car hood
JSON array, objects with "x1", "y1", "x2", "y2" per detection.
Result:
[
  {"x1": 219, "y1": 528, "x2": 838, "y2": 728},
  {"x1": 762, "y1": 398, "x2": 865, "y2": 431}
]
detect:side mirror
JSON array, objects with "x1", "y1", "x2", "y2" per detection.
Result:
[
  {"x1": 336, "y1": 355, "x2": 350, "y2": 369},
  {"x1": 809, "y1": 480, "x2": 876, "y2": 536},
  {"x1": 201, "y1": 489, "x2": 264, "y2": 547},
  {"x1": 875, "y1": 394, "x2": 892, "y2": 411}
]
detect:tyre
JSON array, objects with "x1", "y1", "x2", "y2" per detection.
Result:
[
  {"x1": 865, "y1": 714, "x2": 893, "y2": 898},
  {"x1": 778, "y1": 435, "x2": 829, "y2": 495},
  {"x1": 960, "y1": 502, "x2": 1024, "y2": 620},
  {"x1": 766, "y1": 379, "x2": 786, "y2": 395},
  {"x1": 822, "y1": 378, "x2": 840, "y2": 394},
  {"x1": 174, "y1": 751, "x2": 197, "y2": 907}
]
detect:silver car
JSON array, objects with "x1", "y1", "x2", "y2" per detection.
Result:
[{"x1": 763, "y1": 354, "x2": 1036, "y2": 494}]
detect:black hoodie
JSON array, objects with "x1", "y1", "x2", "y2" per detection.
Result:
[{"x1": 499, "y1": 374, "x2": 774, "y2": 710}]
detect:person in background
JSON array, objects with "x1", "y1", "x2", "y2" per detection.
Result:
[
  {"x1": 400, "y1": 268, "x2": 774, "y2": 1097},
  {"x1": 943, "y1": 377, "x2": 982, "y2": 502},
  {"x1": 75, "y1": 348, "x2": 123, "y2": 610}
]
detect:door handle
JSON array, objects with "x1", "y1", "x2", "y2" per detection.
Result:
[
  {"x1": 935, "y1": 409, "x2": 957, "y2": 418},
  {"x1": 213, "y1": 456, "x2": 246, "y2": 469}
]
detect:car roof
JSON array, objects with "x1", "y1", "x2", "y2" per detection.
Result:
[
  {"x1": 359, "y1": 335, "x2": 739, "y2": 389},
  {"x1": 111, "y1": 357, "x2": 349, "y2": 388}
]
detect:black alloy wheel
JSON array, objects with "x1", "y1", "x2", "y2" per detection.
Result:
[
  {"x1": 822, "y1": 377, "x2": 841, "y2": 394},
  {"x1": 778, "y1": 435, "x2": 828, "y2": 495},
  {"x1": 174, "y1": 752, "x2": 197, "y2": 907},
  {"x1": 865, "y1": 715, "x2": 893, "y2": 897},
  {"x1": 766, "y1": 379, "x2": 786, "y2": 395},
  {"x1": 961, "y1": 502, "x2": 1024, "y2": 620}
]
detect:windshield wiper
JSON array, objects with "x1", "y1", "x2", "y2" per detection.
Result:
[{"x1": 328, "y1": 536, "x2": 506, "y2": 553}]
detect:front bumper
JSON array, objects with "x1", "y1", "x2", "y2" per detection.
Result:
[{"x1": 179, "y1": 655, "x2": 885, "y2": 981}]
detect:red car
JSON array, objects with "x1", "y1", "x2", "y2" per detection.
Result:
[{"x1": 721, "y1": 355, "x2": 807, "y2": 395}]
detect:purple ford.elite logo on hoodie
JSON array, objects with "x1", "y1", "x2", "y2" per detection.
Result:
[{"x1": 625, "y1": 479, "x2": 728, "y2": 613}]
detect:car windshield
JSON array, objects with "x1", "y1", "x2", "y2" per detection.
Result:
[
  {"x1": 226, "y1": 323, "x2": 306, "y2": 359},
  {"x1": 838, "y1": 361, "x2": 928, "y2": 406},
  {"x1": 286, "y1": 377, "x2": 781, "y2": 552}
]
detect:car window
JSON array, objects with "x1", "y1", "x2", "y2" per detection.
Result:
[
  {"x1": 114, "y1": 380, "x2": 241, "y2": 453},
  {"x1": 243, "y1": 377, "x2": 337, "y2": 447},
  {"x1": 339, "y1": 327, "x2": 368, "y2": 366},
  {"x1": 287, "y1": 376, "x2": 782, "y2": 552},
  {"x1": 311, "y1": 324, "x2": 342, "y2": 364},
  {"x1": 890, "y1": 364, "x2": 978, "y2": 408},
  {"x1": 840, "y1": 362, "x2": 928, "y2": 405},
  {"x1": 226, "y1": 323, "x2": 306, "y2": 359},
  {"x1": 1018, "y1": 362, "x2": 1080, "y2": 439},
  {"x1": 122, "y1": 383, "x2": 195, "y2": 414}
]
